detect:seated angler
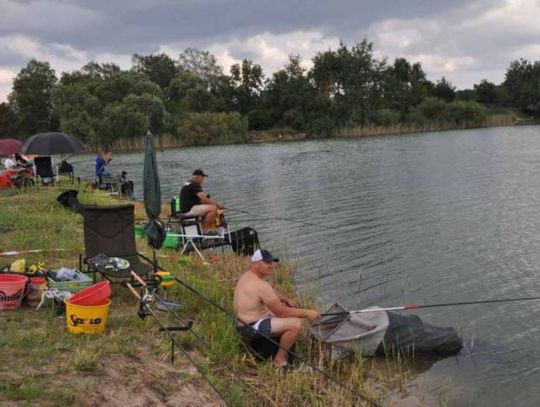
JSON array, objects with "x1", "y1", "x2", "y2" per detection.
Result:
[
  {"x1": 179, "y1": 169, "x2": 224, "y2": 232},
  {"x1": 234, "y1": 249, "x2": 320, "y2": 368}
]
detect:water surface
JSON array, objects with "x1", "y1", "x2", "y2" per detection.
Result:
[{"x1": 77, "y1": 125, "x2": 540, "y2": 406}]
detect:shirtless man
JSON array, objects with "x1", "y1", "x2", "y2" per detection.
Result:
[{"x1": 233, "y1": 249, "x2": 320, "y2": 367}]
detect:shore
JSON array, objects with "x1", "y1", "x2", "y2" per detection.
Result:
[
  {"x1": 96, "y1": 114, "x2": 526, "y2": 153},
  {"x1": 0, "y1": 185, "x2": 416, "y2": 406}
]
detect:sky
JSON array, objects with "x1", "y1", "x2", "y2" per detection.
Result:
[{"x1": 1, "y1": 0, "x2": 540, "y2": 102}]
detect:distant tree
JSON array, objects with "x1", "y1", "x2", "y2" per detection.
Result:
[
  {"x1": 474, "y1": 79, "x2": 498, "y2": 105},
  {"x1": 230, "y1": 59, "x2": 264, "y2": 115},
  {"x1": 0, "y1": 103, "x2": 15, "y2": 138},
  {"x1": 264, "y1": 55, "x2": 319, "y2": 130},
  {"x1": 100, "y1": 102, "x2": 147, "y2": 142},
  {"x1": 503, "y1": 59, "x2": 540, "y2": 115},
  {"x1": 168, "y1": 71, "x2": 214, "y2": 113},
  {"x1": 132, "y1": 53, "x2": 178, "y2": 89},
  {"x1": 432, "y1": 77, "x2": 456, "y2": 102},
  {"x1": 81, "y1": 62, "x2": 121, "y2": 79},
  {"x1": 382, "y1": 58, "x2": 431, "y2": 119},
  {"x1": 455, "y1": 89, "x2": 477, "y2": 101},
  {"x1": 8, "y1": 59, "x2": 57, "y2": 137},
  {"x1": 177, "y1": 48, "x2": 223, "y2": 84}
]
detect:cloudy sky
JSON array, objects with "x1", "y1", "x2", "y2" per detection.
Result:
[{"x1": 1, "y1": 0, "x2": 539, "y2": 102}]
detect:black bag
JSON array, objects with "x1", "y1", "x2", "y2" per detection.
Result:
[{"x1": 228, "y1": 227, "x2": 260, "y2": 256}]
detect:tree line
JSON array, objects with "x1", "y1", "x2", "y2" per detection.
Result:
[{"x1": 1, "y1": 39, "x2": 538, "y2": 148}]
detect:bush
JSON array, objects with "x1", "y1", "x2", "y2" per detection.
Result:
[
  {"x1": 176, "y1": 112, "x2": 249, "y2": 146},
  {"x1": 366, "y1": 109, "x2": 401, "y2": 126},
  {"x1": 445, "y1": 100, "x2": 487, "y2": 125}
]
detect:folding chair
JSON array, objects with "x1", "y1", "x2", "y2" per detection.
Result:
[
  {"x1": 34, "y1": 156, "x2": 56, "y2": 185},
  {"x1": 172, "y1": 214, "x2": 229, "y2": 261},
  {"x1": 82, "y1": 204, "x2": 154, "y2": 281},
  {"x1": 58, "y1": 160, "x2": 74, "y2": 182}
]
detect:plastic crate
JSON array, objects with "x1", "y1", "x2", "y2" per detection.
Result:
[{"x1": 47, "y1": 270, "x2": 93, "y2": 292}]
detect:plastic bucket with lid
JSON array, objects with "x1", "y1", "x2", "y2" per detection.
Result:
[
  {"x1": 0, "y1": 274, "x2": 28, "y2": 309},
  {"x1": 68, "y1": 281, "x2": 111, "y2": 306},
  {"x1": 65, "y1": 299, "x2": 111, "y2": 334}
]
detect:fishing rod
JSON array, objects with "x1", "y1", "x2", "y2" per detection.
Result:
[
  {"x1": 125, "y1": 272, "x2": 230, "y2": 406},
  {"x1": 225, "y1": 207, "x2": 318, "y2": 228},
  {"x1": 320, "y1": 296, "x2": 540, "y2": 317},
  {"x1": 172, "y1": 275, "x2": 381, "y2": 407}
]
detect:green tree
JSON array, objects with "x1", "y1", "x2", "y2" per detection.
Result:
[
  {"x1": 474, "y1": 79, "x2": 498, "y2": 105},
  {"x1": 0, "y1": 103, "x2": 15, "y2": 138},
  {"x1": 100, "y1": 102, "x2": 147, "y2": 143},
  {"x1": 432, "y1": 77, "x2": 456, "y2": 102},
  {"x1": 177, "y1": 47, "x2": 223, "y2": 84},
  {"x1": 503, "y1": 59, "x2": 540, "y2": 114},
  {"x1": 230, "y1": 59, "x2": 264, "y2": 115},
  {"x1": 8, "y1": 59, "x2": 57, "y2": 137},
  {"x1": 132, "y1": 53, "x2": 178, "y2": 89},
  {"x1": 168, "y1": 71, "x2": 214, "y2": 113}
]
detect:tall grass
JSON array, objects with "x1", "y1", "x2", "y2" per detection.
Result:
[{"x1": 334, "y1": 114, "x2": 517, "y2": 138}]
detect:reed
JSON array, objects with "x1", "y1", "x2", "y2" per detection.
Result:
[{"x1": 0, "y1": 185, "x2": 420, "y2": 406}]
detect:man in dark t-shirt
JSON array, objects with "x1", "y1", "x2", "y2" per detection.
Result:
[{"x1": 179, "y1": 169, "x2": 224, "y2": 231}]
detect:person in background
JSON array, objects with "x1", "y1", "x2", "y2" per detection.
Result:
[
  {"x1": 234, "y1": 249, "x2": 320, "y2": 368},
  {"x1": 179, "y1": 169, "x2": 224, "y2": 232},
  {"x1": 95, "y1": 150, "x2": 112, "y2": 184}
]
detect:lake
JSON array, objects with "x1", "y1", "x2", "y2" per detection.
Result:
[{"x1": 77, "y1": 125, "x2": 540, "y2": 406}]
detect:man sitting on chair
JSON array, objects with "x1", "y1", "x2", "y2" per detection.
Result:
[
  {"x1": 234, "y1": 249, "x2": 320, "y2": 368},
  {"x1": 180, "y1": 169, "x2": 224, "y2": 232}
]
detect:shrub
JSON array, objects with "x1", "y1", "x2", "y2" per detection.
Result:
[{"x1": 176, "y1": 112, "x2": 249, "y2": 146}]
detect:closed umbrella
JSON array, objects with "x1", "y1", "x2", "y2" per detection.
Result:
[
  {"x1": 20, "y1": 132, "x2": 85, "y2": 155},
  {"x1": 0, "y1": 138, "x2": 22, "y2": 156},
  {"x1": 143, "y1": 131, "x2": 166, "y2": 258}
]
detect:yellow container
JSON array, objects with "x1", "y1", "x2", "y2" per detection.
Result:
[{"x1": 65, "y1": 299, "x2": 111, "y2": 335}]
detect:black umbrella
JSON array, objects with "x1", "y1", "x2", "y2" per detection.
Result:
[
  {"x1": 143, "y1": 131, "x2": 166, "y2": 256},
  {"x1": 20, "y1": 132, "x2": 85, "y2": 155}
]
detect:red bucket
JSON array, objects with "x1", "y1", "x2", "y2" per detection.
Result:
[
  {"x1": 0, "y1": 274, "x2": 28, "y2": 309},
  {"x1": 69, "y1": 281, "x2": 111, "y2": 306}
]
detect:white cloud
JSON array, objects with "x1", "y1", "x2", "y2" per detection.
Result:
[
  {"x1": 0, "y1": 35, "x2": 134, "y2": 101},
  {"x1": 207, "y1": 31, "x2": 340, "y2": 75}
]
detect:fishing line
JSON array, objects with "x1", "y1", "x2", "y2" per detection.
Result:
[
  {"x1": 172, "y1": 275, "x2": 381, "y2": 407},
  {"x1": 146, "y1": 286, "x2": 270, "y2": 401},
  {"x1": 125, "y1": 279, "x2": 230, "y2": 406},
  {"x1": 225, "y1": 207, "x2": 319, "y2": 228}
]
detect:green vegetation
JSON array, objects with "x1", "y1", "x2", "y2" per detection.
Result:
[
  {"x1": 0, "y1": 186, "x2": 422, "y2": 406},
  {"x1": 1, "y1": 40, "x2": 537, "y2": 148}
]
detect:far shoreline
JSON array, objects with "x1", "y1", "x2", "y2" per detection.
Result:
[{"x1": 92, "y1": 115, "x2": 536, "y2": 154}]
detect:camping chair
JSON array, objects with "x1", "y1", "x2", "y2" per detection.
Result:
[
  {"x1": 99, "y1": 174, "x2": 120, "y2": 195},
  {"x1": 82, "y1": 204, "x2": 154, "y2": 281},
  {"x1": 172, "y1": 214, "x2": 230, "y2": 261},
  {"x1": 58, "y1": 160, "x2": 74, "y2": 182},
  {"x1": 34, "y1": 156, "x2": 56, "y2": 185}
]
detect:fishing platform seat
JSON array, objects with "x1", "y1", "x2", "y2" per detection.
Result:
[{"x1": 82, "y1": 204, "x2": 154, "y2": 280}]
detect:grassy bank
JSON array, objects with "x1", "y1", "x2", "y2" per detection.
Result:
[{"x1": 0, "y1": 185, "x2": 420, "y2": 406}]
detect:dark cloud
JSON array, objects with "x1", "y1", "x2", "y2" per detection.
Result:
[
  {"x1": 1, "y1": 0, "x2": 472, "y2": 53},
  {"x1": 1, "y1": 0, "x2": 539, "y2": 100}
]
